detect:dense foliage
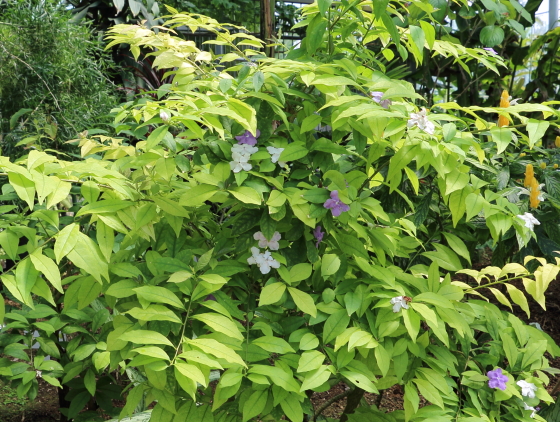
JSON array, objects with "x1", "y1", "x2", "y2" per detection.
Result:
[
  {"x1": 2, "y1": 1, "x2": 560, "y2": 422},
  {"x1": 0, "y1": 0, "x2": 118, "y2": 158}
]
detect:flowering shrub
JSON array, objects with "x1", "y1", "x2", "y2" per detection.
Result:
[{"x1": 1, "y1": 3, "x2": 560, "y2": 422}]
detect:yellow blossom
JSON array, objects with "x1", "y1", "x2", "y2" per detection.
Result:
[
  {"x1": 530, "y1": 177, "x2": 541, "y2": 208},
  {"x1": 498, "y1": 90, "x2": 510, "y2": 127},
  {"x1": 524, "y1": 164, "x2": 534, "y2": 187},
  {"x1": 556, "y1": 136, "x2": 560, "y2": 148},
  {"x1": 540, "y1": 162, "x2": 547, "y2": 169}
]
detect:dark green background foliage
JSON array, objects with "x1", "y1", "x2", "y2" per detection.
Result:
[{"x1": 0, "y1": 0, "x2": 118, "y2": 157}]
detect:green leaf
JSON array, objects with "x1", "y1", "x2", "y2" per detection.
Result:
[
  {"x1": 413, "y1": 378, "x2": 444, "y2": 408},
  {"x1": 191, "y1": 312, "x2": 244, "y2": 341},
  {"x1": 253, "y1": 71, "x2": 265, "y2": 92},
  {"x1": 30, "y1": 250, "x2": 63, "y2": 293},
  {"x1": 252, "y1": 336, "x2": 295, "y2": 354},
  {"x1": 500, "y1": 332, "x2": 519, "y2": 368},
  {"x1": 306, "y1": 15, "x2": 328, "y2": 55},
  {"x1": 321, "y1": 254, "x2": 341, "y2": 277},
  {"x1": 188, "y1": 338, "x2": 247, "y2": 367},
  {"x1": 175, "y1": 362, "x2": 207, "y2": 386},
  {"x1": 323, "y1": 309, "x2": 350, "y2": 344},
  {"x1": 340, "y1": 371, "x2": 378, "y2": 393},
  {"x1": 84, "y1": 369, "x2": 96, "y2": 396},
  {"x1": 300, "y1": 114, "x2": 322, "y2": 133},
  {"x1": 134, "y1": 286, "x2": 185, "y2": 309},
  {"x1": 442, "y1": 232, "x2": 471, "y2": 264},
  {"x1": 76, "y1": 200, "x2": 133, "y2": 217},
  {"x1": 229, "y1": 187, "x2": 261, "y2": 205},
  {"x1": 506, "y1": 284, "x2": 530, "y2": 318},
  {"x1": 8, "y1": 173, "x2": 35, "y2": 210},
  {"x1": 96, "y1": 220, "x2": 114, "y2": 262},
  {"x1": 480, "y1": 25, "x2": 505, "y2": 47},
  {"x1": 180, "y1": 184, "x2": 218, "y2": 207},
  {"x1": 490, "y1": 127, "x2": 513, "y2": 155},
  {"x1": 106, "y1": 279, "x2": 138, "y2": 298},
  {"x1": 243, "y1": 389, "x2": 268, "y2": 422},
  {"x1": 16, "y1": 257, "x2": 38, "y2": 302},
  {"x1": 120, "y1": 330, "x2": 174, "y2": 347},
  {"x1": 289, "y1": 263, "x2": 312, "y2": 283},
  {"x1": 259, "y1": 282, "x2": 286, "y2": 306},
  {"x1": 288, "y1": 287, "x2": 317, "y2": 318},
  {"x1": 280, "y1": 393, "x2": 304, "y2": 422},
  {"x1": 336, "y1": 233, "x2": 368, "y2": 259},
  {"x1": 0, "y1": 229, "x2": 19, "y2": 261},
  {"x1": 146, "y1": 126, "x2": 169, "y2": 151},
  {"x1": 153, "y1": 197, "x2": 190, "y2": 217},
  {"x1": 54, "y1": 223, "x2": 80, "y2": 263},
  {"x1": 127, "y1": 305, "x2": 182, "y2": 324},
  {"x1": 527, "y1": 119, "x2": 550, "y2": 149},
  {"x1": 279, "y1": 142, "x2": 308, "y2": 162},
  {"x1": 422, "y1": 244, "x2": 462, "y2": 271},
  {"x1": 133, "y1": 346, "x2": 170, "y2": 361}
]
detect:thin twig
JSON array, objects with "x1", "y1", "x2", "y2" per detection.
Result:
[{"x1": 312, "y1": 388, "x2": 353, "y2": 422}]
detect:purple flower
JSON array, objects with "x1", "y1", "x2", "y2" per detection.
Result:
[
  {"x1": 487, "y1": 368, "x2": 508, "y2": 391},
  {"x1": 484, "y1": 47, "x2": 498, "y2": 55},
  {"x1": 370, "y1": 91, "x2": 392, "y2": 109},
  {"x1": 235, "y1": 130, "x2": 260, "y2": 146},
  {"x1": 324, "y1": 190, "x2": 350, "y2": 217},
  {"x1": 313, "y1": 226, "x2": 324, "y2": 248}
]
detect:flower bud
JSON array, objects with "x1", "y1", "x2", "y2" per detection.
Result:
[
  {"x1": 520, "y1": 152, "x2": 526, "y2": 157},
  {"x1": 556, "y1": 136, "x2": 560, "y2": 148},
  {"x1": 540, "y1": 162, "x2": 547, "y2": 169},
  {"x1": 160, "y1": 111, "x2": 170, "y2": 123}
]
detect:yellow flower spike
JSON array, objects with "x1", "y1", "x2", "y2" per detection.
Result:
[
  {"x1": 530, "y1": 177, "x2": 541, "y2": 208},
  {"x1": 556, "y1": 136, "x2": 560, "y2": 148},
  {"x1": 540, "y1": 162, "x2": 547, "y2": 169},
  {"x1": 498, "y1": 90, "x2": 510, "y2": 127},
  {"x1": 524, "y1": 164, "x2": 534, "y2": 187},
  {"x1": 520, "y1": 153, "x2": 526, "y2": 157}
]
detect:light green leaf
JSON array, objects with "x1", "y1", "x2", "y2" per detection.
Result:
[
  {"x1": 321, "y1": 254, "x2": 340, "y2": 277},
  {"x1": 442, "y1": 232, "x2": 471, "y2": 264},
  {"x1": 54, "y1": 223, "x2": 80, "y2": 263},
  {"x1": 191, "y1": 313, "x2": 244, "y2": 341},
  {"x1": 252, "y1": 336, "x2": 295, "y2": 354},
  {"x1": 259, "y1": 282, "x2": 286, "y2": 306},
  {"x1": 188, "y1": 338, "x2": 247, "y2": 367},
  {"x1": 120, "y1": 330, "x2": 174, "y2": 347},
  {"x1": 279, "y1": 142, "x2": 308, "y2": 162},
  {"x1": 133, "y1": 346, "x2": 170, "y2": 361},
  {"x1": 30, "y1": 249, "x2": 63, "y2": 293},
  {"x1": 133, "y1": 286, "x2": 185, "y2": 309},
  {"x1": 76, "y1": 200, "x2": 133, "y2": 217},
  {"x1": 229, "y1": 187, "x2": 261, "y2": 205},
  {"x1": 126, "y1": 305, "x2": 182, "y2": 324},
  {"x1": 288, "y1": 287, "x2": 317, "y2": 318},
  {"x1": 527, "y1": 119, "x2": 549, "y2": 149},
  {"x1": 422, "y1": 244, "x2": 462, "y2": 271}
]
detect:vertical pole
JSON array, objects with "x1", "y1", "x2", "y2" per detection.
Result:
[
  {"x1": 260, "y1": 0, "x2": 275, "y2": 57},
  {"x1": 550, "y1": 0, "x2": 558, "y2": 30}
]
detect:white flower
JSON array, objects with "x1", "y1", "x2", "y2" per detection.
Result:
[
  {"x1": 390, "y1": 296, "x2": 409, "y2": 313},
  {"x1": 517, "y1": 213, "x2": 540, "y2": 232},
  {"x1": 509, "y1": 96, "x2": 522, "y2": 106},
  {"x1": 523, "y1": 402, "x2": 537, "y2": 418},
  {"x1": 247, "y1": 247, "x2": 280, "y2": 274},
  {"x1": 515, "y1": 185, "x2": 545, "y2": 202},
  {"x1": 36, "y1": 370, "x2": 42, "y2": 378},
  {"x1": 517, "y1": 380, "x2": 538, "y2": 398},
  {"x1": 230, "y1": 144, "x2": 258, "y2": 173},
  {"x1": 407, "y1": 108, "x2": 435, "y2": 135},
  {"x1": 254, "y1": 231, "x2": 281, "y2": 250},
  {"x1": 266, "y1": 146, "x2": 286, "y2": 167},
  {"x1": 160, "y1": 111, "x2": 170, "y2": 123}
]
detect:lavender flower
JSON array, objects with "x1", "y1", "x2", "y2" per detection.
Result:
[
  {"x1": 484, "y1": 47, "x2": 498, "y2": 55},
  {"x1": 487, "y1": 368, "x2": 508, "y2": 391},
  {"x1": 370, "y1": 91, "x2": 392, "y2": 109},
  {"x1": 313, "y1": 226, "x2": 324, "y2": 248},
  {"x1": 254, "y1": 231, "x2": 281, "y2": 250},
  {"x1": 324, "y1": 190, "x2": 350, "y2": 217},
  {"x1": 235, "y1": 130, "x2": 261, "y2": 146}
]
